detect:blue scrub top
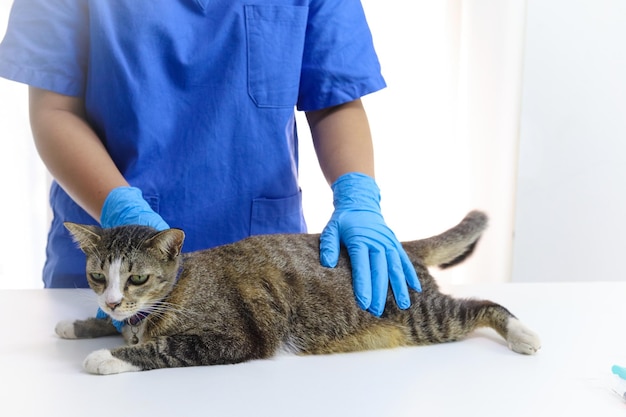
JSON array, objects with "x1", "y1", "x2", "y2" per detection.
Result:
[{"x1": 0, "y1": 0, "x2": 386, "y2": 288}]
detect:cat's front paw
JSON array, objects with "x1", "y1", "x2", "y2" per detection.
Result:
[
  {"x1": 506, "y1": 318, "x2": 541, "y2": 355},
  {"x1": 55, "y1": 320, "x2": 77, "y2": 339},
  {"x1": 83, "y1": 349, "x2": 141, "y2": 375}
]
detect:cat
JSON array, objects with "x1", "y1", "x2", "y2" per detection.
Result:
[{"x1": 56, "y1": 210, "x2": 540, "y2": 375}]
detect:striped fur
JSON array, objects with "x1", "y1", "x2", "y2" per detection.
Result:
[{"x1": 59, "y1": 210, "x2": 540, "y2": 375}]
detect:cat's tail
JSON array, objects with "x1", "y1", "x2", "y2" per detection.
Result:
[{"x1": 402, "y1": 210, "x2": 488, "y2": 268}]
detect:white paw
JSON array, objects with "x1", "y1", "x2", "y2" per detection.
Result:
[
  {"x1": 55, "y1": 320, "x2": 77, "y2": 339},
  {"x1": 83, "y1": 349, "x2": 141, "y2": 375},
  {"x1": 506, "y1": 318, "x2": 541, "y2": 355}
]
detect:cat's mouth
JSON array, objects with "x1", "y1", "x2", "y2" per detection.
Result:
[
  {"x1": 102, "y1": 304, "x2": 150, "y2": 325},
  {"x1": 99, "y1": 304, "x2": 136, "y2": 322},
  {"x1": 105, "y1": 309, "x2": 131, "y2": 322}
]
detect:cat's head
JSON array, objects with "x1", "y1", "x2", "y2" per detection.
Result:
[{"x1": 64, "y1": 223, "x2": 185, "y2": 322}]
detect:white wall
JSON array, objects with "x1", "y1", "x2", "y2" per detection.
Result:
[
  {"x1": 512, "y1": 0, "x2": 626, "y2": 282},
  {"x1": 0, "y1": 1, "x2": 526, "y2": 288},
  {"x1": 0, "y1": 84, "x2": 49, "y2": 287},
  {"x1": 0, "y1": 0, "x2": 47, "y2": 288}
]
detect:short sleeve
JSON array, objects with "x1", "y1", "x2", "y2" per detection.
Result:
[
  {"x1": 297, "y1": 0, "x2": 386, "y2": 111},
  {"x1": 0, "y1": 0, "x2": 89, "y2": 96}
]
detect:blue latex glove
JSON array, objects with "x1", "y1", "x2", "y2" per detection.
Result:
[
  {"x1": 100, "y1": 186, "x2": 169, "y2": 230},
  {"x1": 97, "y1": 186, "x2": 169, "y2": 332},
  {"x1": 320, "y1": 173, "x2": 421, "y2": 317}
]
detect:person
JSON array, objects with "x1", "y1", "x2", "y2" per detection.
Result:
[{"x1": 0, "y1": 0, "x2": 420, "y2": 318}]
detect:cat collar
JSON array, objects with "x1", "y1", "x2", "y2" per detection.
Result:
[{"x1": 126, "y1": 311, "x2": 150, "y2": 326}]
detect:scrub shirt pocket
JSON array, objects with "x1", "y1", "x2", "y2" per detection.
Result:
[
  {"x1": 245, "y1": 5, "x2": 308, "y2": 108},
  {"x1": 250, "y1": 191, "x2": 307, "y2": 236}
]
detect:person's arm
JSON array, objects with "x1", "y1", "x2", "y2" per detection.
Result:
[
  {"x1": 306, "y1": 99, "x2": 421, "y2": 317},
  {"x1": 28, "y1": 86, "x2": 128, "y2": 222},
  {"x1": 306, "y1": 99, "x2": 375, "y2": 184},
  {"x1": 29, "y1": 87, "x2": 168, "y2": 230}
]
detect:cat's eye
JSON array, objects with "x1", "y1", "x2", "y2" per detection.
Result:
[
  {"x1": 89, "y1": 273, "x2": 106, "y2": 283},
  {"x1": 129, "y1": 274, "x2": 149, "y2": 286}
]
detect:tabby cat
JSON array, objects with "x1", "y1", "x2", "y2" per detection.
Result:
[{"x1": 57, "y1": 210, "x2": 540, "y2": 375}]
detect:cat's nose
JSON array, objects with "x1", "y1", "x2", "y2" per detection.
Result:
[{"x1": 106, "y1": 301, "x2": 121, "y2": 311}]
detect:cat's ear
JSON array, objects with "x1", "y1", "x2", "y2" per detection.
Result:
[
  {"x1": 145, "y1": 229, "x2": 185, "y2": 260},
  {"x1": 64, "y1": 222, "x2": 103, "y2": 254}
]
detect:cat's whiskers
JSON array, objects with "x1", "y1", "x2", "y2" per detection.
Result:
[
  {"x1": 140, "y1": 299, "x2": 201, "y2": 324},
  {"x1": 151, "y1": 304, "x2": 200, "y2": 323}
]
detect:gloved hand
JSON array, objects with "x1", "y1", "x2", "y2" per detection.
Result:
[
  {"x1": 97, "y1": 186, "x2": 169, "y2": 332},
  {"x1": 100, "y1": 186, "x2": 169, "y2": 230},
  {"x1": 320, "y1": 173, "x2": 421, "y2": 317}
]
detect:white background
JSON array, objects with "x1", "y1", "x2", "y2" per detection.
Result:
[
  {"x1": 0, "y1": 0, "x2": 49, "y2": 288},
  {"x1": 512, "y1": 0, "x2": 626, "y2": 282},
  {"x1": 0, "y1": 0, "x2": 623, "y2": 288}
]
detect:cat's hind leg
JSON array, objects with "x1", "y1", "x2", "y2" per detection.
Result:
[
  {"x1": 405, "y1": 296, "x2": 541, "y2": 354},
  {"x1": 505, "y1": 317, "x2": 541, "y2": 354},
  {"x1": 457, "y1": 299, "x2": 541, "y2": 354}
]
